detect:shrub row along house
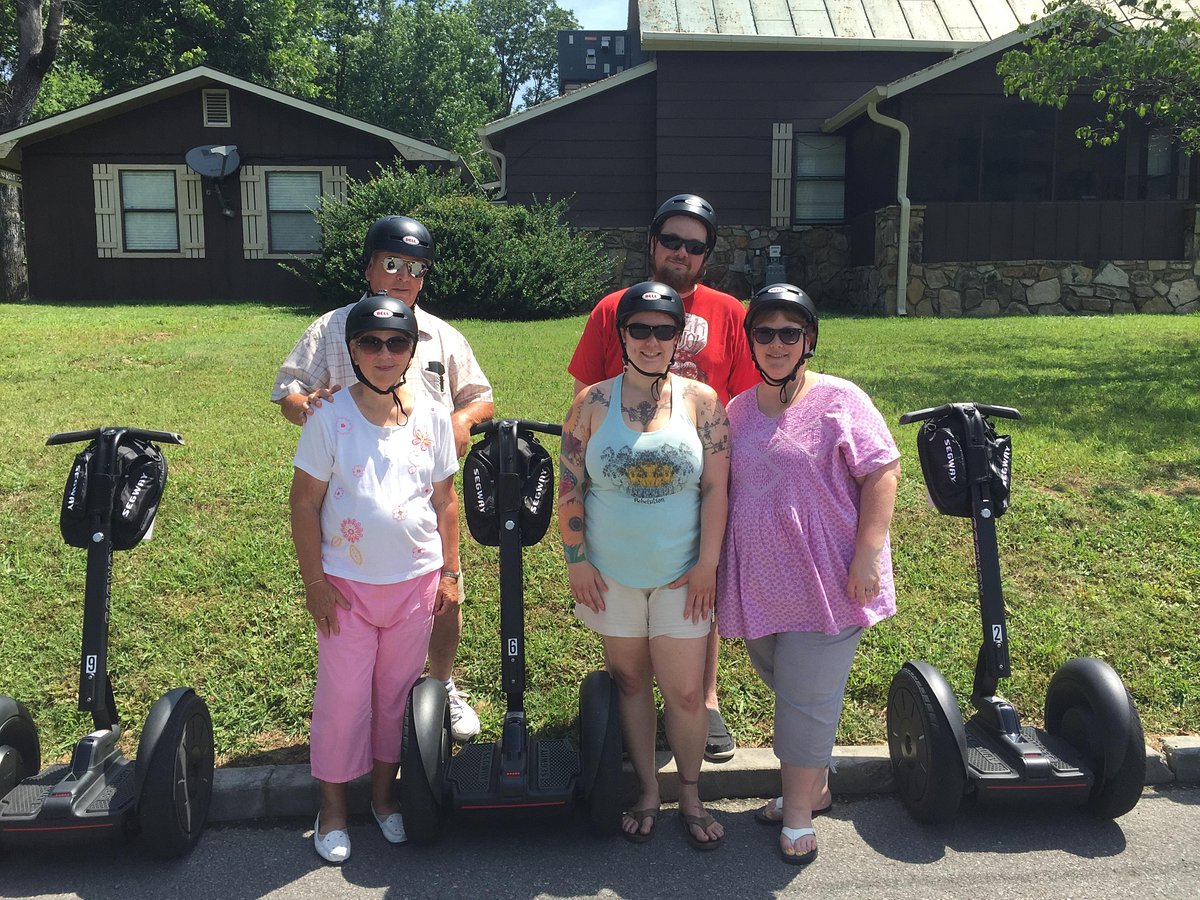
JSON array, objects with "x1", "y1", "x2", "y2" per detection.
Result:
[{"x1": 1, "y1": 0, "x2": 1197, "y2": 315}]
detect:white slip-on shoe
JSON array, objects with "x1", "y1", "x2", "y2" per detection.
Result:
[
  {"x1": 371, "y1": 804, "x2": 407, "y2": 844},
  {"x1": 313, "y1": 813, "x2": 351, "y2": 864}
]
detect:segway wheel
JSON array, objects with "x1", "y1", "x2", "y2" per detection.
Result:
[
  {"x1": 0, "y1": 696, "x2": 40, "y2": 801},
  {"x1": 1045, "y1": 657, "x2": 1145, "y2": 819},
  {"x1": 136, "y1": 691, "x2": 214, "y2": 858},
  {"x1": 886, "y1": 665, "x2": 965, "y2": 824},
  {"x1": 578, "y1": 671, "x2": 623, "y2": 836},
  {"x1": 399, "y1": 678, "x2": 451, "y2": 846}
]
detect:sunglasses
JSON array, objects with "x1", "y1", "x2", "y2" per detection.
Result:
[
  {"x1": 382, "y1": 257, "x2": 431, "y2": 278},
  {"x1": 655, "y1": 232, "x2": 708, "y2": 256},
  {"x1": 625, "y1": 323, "x2": 680, "y2": 341},
  {"x1": 752, "y1": 326, "x2": 808, "y2": 346},
  {"x1": 354, "y1": 334, "x2": 415, "y2": 355}
]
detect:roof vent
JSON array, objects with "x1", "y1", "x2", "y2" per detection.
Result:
[{"x1": 203, "y1": 89, "x2": 231, "y2": 127}]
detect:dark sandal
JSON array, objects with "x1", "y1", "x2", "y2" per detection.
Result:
[
  {"x1": 679, "y1": 810, "x2": 724, "y2": 851},
  {"x1": 621, "y1": 806, "x2": 659, "y2": 843},
  {"x1": 754, "y1": 796, "x2": 834, "y2": 825}
]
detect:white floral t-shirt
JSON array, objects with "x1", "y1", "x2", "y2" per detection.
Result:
[{"x1": 294, "y1": 393, "x2": 457, "y2": 585}]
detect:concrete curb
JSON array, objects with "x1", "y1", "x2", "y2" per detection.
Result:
[{"x1": 209, "y1": 740, "x2": 1199, "y2": 824}]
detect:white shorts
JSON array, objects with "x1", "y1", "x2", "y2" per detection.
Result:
[{"x1": 575, "y1": 574, "x2": 712, "y2": 640}]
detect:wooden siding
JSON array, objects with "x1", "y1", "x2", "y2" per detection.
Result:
[
  {"x1": 654, "y1": 50, "x2": 947, "y2": 224},
  {"x1": 921, "y1": 201, "x2": 1190, "y2": 263},
  {"x1": 497, "y1": 74, "x2": 657, "y2": 227},
  {"x1": 22, "y1": 84, "x2": 430, "y2": 303}
]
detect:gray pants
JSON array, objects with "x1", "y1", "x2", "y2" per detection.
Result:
[{"x1": 746, "y1": 626, "x2": 864, "y2": 769}]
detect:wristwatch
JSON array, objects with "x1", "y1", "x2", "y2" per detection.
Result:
[{"x1": 441, "y1": 569, "x2": 461, "y2": 582}]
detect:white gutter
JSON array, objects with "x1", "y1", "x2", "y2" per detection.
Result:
[
  {"x1": 866, "y1": 101, "x2": 910, "y2": 316},
  {"x1": 478, "y1": 128, "x2": 507, "y2": 200}
]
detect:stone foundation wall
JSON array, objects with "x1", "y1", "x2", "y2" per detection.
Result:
[
  {"x1": 847, "y1": 204, "x2": 1200, "y2": 316},
  {"x1": 586, "y1": 224, "x2": 849, "y2": 305}
]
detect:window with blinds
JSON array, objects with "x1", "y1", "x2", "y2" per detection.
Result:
[
  {"x1": 794, "y1": 135, "x2": 846, "y2": 224},
  {"x1": 120, "y1": 170, "x2": 179, "y2": 252},
  {"x1": 266, "y1": 171, "x2": 322, "y2": 253}
]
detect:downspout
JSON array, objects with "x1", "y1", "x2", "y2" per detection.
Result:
[{"x1": 867, "y1": 101, "x2": 910, "y2": 315}]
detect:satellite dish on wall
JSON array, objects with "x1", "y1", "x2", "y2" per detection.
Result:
[
  {"x1": 185, "y1": 144, "x2": 241, "y2": 179},
  {"x1": 185, "y1": 144, "x2": 241, "y2": 217}
]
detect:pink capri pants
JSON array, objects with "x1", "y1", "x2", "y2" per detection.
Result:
[{"x1": 310, "y1": 571, "x2": 438, "y2": 783}]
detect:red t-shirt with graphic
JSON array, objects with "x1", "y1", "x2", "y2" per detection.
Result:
[{"x1": 568, "y1": 284, "x2": 760, "y2": 405}]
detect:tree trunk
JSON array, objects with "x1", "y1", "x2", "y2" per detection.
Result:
[
  {"x1": 0, "y1": 0, "x2": 64, "y2": 301},
  {"x1": 0, "y1": 185, "x2": 28, "y2": 301}
]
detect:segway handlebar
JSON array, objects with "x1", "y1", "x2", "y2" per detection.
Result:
[
  {"x1": 470, "y1": 418, "x2": 563, "y2": 438},
  {"x1": 47, "y1": 427, "x2": 185, "y2": 446},
  {"x1": 899, "y1": 403, "x2": 1021, "y2": 426}
]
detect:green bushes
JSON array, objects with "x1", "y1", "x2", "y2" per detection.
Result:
[{"x1": 289, "y1": 165, "x2": 609, "y2": 319}]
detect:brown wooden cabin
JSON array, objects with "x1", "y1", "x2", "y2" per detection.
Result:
[
  {"x1": 0, "y1": 66, "x2": 463, "y2": 305},
  {"x1": 483, "y1": 1, "x2": 1200, "y2": 315}
]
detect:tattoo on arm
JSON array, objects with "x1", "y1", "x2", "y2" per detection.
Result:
[
  {"x1": 561, "y1": 431, "x2": 584, "y2": 466},
  {"x1": 567, "y1": 515, "x2": 583, "y2": 534},
  {"x1": 558, "y1": 467, "x2": 578, "y2": 497},
  {"x1": 587, "y1": 387, "x2": 609, "y2": 407},
  {"x1": 697, "y1": 419, "x2": 730, "y2": 455},
  {"x1": 563, "y1": 541, "x2": 587, "y2": 564}
]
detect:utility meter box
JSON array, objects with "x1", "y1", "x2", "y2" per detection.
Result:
[{"x1": 558, "y1": 30, "x2": 645, "y2": 93}]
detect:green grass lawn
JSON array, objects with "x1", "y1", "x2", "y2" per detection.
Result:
[{"x1": 0, "y1": 302, "x2": 1196, "y2": 767}]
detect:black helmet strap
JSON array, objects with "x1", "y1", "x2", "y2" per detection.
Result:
[
  {"x1": 618, "y1": 332, "x2": 677, "y2": 401},
  {"x1": 349, "y1": 356, "x2": 412, "y2": 422}
]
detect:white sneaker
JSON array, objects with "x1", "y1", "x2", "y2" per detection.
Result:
[
  {"x1": 446, "y1": 681, "x2": 481, "y2": 742},
  {"x1": 313, "y1": 814, "x2": 351, "y2": 864}
]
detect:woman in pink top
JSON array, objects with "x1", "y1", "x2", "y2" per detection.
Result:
[{"x1": 717, "y1": 283, "x2": 901, "y2": 866}]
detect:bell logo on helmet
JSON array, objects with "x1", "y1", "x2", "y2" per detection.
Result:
[
  {"x1": 403, "y1": 235, "x2": 419, "y2": 245},
  {"x1": 373, "y1": 309, "x2": 393, "y2": 318},
  {"x1": 642, "y1": 291, "x2": 662, "y2": 301}
]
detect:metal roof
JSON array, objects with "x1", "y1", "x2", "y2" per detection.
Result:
[{"x1": 635, "y1": 0, "x2": 1147, "y2": 50}]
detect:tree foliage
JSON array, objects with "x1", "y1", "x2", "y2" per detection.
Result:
[
  {"x1": 998, "y1": 0, "x2": 1200, "y2": 151},
  {"x1": 469, "y1": 0, "x2": 576, "y2": 114},
  {"x1": 335, "y1": 0, "x2": 501, "y2": 163},
  {"x1": 289, "y1": 164, "x2": 607, "y2": 318}
]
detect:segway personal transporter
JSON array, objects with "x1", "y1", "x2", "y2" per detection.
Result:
[
  {"x1": 400, "y1": 419, "x2": 623, "y2": 843},
  {"x1": 0, "y1": 427, "x2": 214, "y2": 857},
  {"x1": 886, "y1": 403, "x2": 1144, "y2": 823}
]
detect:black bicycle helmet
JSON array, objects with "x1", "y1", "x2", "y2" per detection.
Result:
[
  {"x1": 345, "y1": 293, "x2": 419, "y2": 415},
  {"x1": 648, "y1": 194, "x2": 717, "y2": 251},
  {"x1": 362, "y1": 215, "x2": 435, "y2": 269},
  {"x1": 615, "y1": 281, "x2": 685, "y2": 399},
  {"x1": 615, "y1": 280, "x2": 686, "y2": 330},
  {"x1": 746, "y1": 283, "x2": 819, "y2": 400}
]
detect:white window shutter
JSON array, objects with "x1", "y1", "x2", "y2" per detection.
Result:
[
  {"x1": 93, "y1": 164, "x2": 118, "y2": 257},
  {"x1": 323, "y1": 165, "x2": 348, "y2": 203},
  {"x1": 240, "y1": 165, "x2": 266, "y2": 258},
  {"x1": 179, "y1": 168, "x2": 205, "y2": 258},
  {"x1": 771, "y1": 123, "x2": 794, "y2": 227}
]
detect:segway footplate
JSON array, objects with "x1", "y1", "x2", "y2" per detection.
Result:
[{"x1": 0, "y1": 765, "x2": 68, "y2": 819}]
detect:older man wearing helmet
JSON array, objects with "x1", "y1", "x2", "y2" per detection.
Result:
[
  {"x1": 273, "y1": 216, "x2": 494, "y2": 748},
  {"x1": 568, "y1": 194, "x2": 758, "y2": 762}
]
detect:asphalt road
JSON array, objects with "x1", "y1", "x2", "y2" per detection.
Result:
[{"x1": 1, "y1": 787, "x2": 1196, "y2": 899}]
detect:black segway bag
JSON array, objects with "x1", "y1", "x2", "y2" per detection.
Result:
[
  {"x1": 463, "y1": 429, "x2": 554, "y2": 547},
  {"x1": 61, "y1": 438, "x2": 168, "y2": 550},
  {"x1": 916, "y1": 412, "x2": 1012, "y2": 518}
]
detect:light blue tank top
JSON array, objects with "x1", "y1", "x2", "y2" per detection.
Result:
[{"x1": 584, "y1": 374, "x2": 704, "y2": 588}]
